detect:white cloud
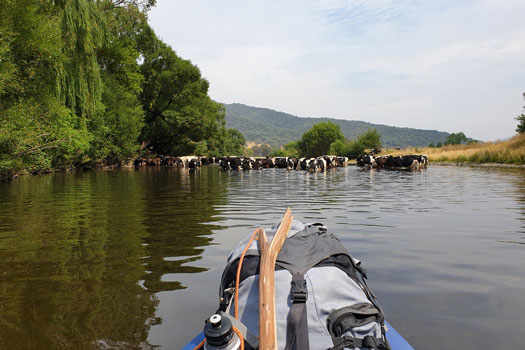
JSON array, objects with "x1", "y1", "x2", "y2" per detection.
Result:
[{"x1": 149, "y1": 0, "x2": 525, "y2": 141}]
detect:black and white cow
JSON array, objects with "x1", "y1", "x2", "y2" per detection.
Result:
[
  {"x1": 219, "y1": 157, "x2": 231, "y2": 170},
  {"x1": 316, "y1": 157, "x2": 327, "y2": 172},
  {"x1": 241, "y1": 157, "x2": 254, "y2": 170},
  {"x1": 307, "y1": 158, "x2": 319, "y2": 172},
  {"x1": 262, "y1": 157, "x2": 275, "y2": 168},
  {"x1": 287, "y1": 158, "x2": 297, "y2": 170},
  {"x1": 357, "y1": 154, "x2": 377, "y2": 168}
]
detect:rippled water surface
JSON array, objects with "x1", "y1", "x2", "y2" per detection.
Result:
[{"x1": 1, "y1": 166, "x2": 525, "y2": 349}]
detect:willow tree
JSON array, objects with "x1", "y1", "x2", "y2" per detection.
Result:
[{"x1": 0, "y1": 0, "x2": 90, "y2": 175}]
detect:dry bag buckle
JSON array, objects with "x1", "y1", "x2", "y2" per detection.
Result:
[{"x1": 290, "y1": 279, "x2": 307, "y2": 303}]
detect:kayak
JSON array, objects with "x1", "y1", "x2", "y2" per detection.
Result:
[
  {"x1": 182, "y1": 210, "x2": 415, "y2": 349},
  {"x1": 182, "y1": 322, "x2": 414, "y2": 349}
]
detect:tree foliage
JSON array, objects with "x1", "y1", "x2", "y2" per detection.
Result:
[
  {"x1": 328, "y1": 129, "x2": 382, "y2": 159},
  {"x1": 516, "y1": 115, "x2": 525, "y2": 134},
  {"x1": 270, "y1": 141, "x2": 299, "y2": 157},
  {"x1": 444, "y1": 132, "x2": 468, "y2": 145},
  {"x1": 297, "y1": 122, "x2": 344, "y2": 157},
  {"x1": 0, "y1": 0, "x2": 244, "y2": 179},
  {"x1": 517, "y1": 93, "x2": 525, "y2": 134}
]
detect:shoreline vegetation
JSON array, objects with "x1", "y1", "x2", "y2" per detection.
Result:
[
  {"x1": 1, "y1": 1, "x2": 245, "y2": 182},
  {"x1": 381, "y1": 133, "x2": 525, "y2": 166}
]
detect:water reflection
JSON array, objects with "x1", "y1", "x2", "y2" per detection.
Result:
[
  {"x1": 138, "y1": 168, "x2": 227, "y2": 292},
  {"x1": 1, "y1": 166, "x2": 525, "y2": 349},
  {"x1": 0, "y1": 167, "x2": 227, "y2": 349}
]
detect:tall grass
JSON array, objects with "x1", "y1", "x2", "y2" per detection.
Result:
[{"x1": 381, "y1": 134, "x2": 525, "y2": 165}]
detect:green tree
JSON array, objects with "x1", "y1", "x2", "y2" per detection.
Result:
[
  {"x1": 224, "y1": 128, "x2": 246, "y2": 155},
  {"x1": 137, "y1": 25, "x2": 227, "y2": 156},
  {"x1": 328, "y1": 129, "x2": 382, "y2": 159},
  {"x1": 0, "y1": 0, "x2": 91, "y2": 176},
  {"x1": 356, "y1": 128, "x2": 382, "y2": 151},
  {"x1": 516, "y1": 93, "x2": 525, "y2": 134},
  {"x1": 445, "y1": 132, "x2": 468, "y2": 145},
  {"x1": 0, "y1": 0, "x2": 245, "y2": 180},
  {"x1": 329, "y1": 139, "x2": 347, "y2": 155},
  {"x1": 270, "y1": 141, "x2": 299, "y2": 157},
  {"x1": 297, "y1": 122, "x2": 344, "y2": 157},
  {"x1": 516, "y1": 115, "x2": 525, "y2": 133},
  {"x1": 250, "y1": 144, "x2": 272, "y2": 157}
]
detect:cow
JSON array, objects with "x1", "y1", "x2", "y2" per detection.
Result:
[
  {"x1": 357, "y1": 154, "x2": 376, "y2": 168},
  {"x1": 252, "y1": 158, "x2": 263, "y2": 170},
  {"x1": 323, "y1": 156, "x2": 336, "y2": 170},
  {"x1": 229, "y1": 157, "x2": 242, "y2": 171},
  {"x1": 307, "y1": 158, "x2": 319, "y2": 172},
  {"x1": 335, "y1": 156, "x2": 347, "y2": 167},
  {"x1": 134, "y1": 158, "x2": 147, "y2": 168},
  {"x1": 219, "y1": 157, "x2": 230, "y2": 171},
  {"x1": 375, "y1": 155, "x2": 424, "y2": 171},
  {"x1": 188, "y1": 158, "x2": 201, "y2": 170},
  {"x1": 262, "y1": 157, "x2": 275, "y2": 168},
  {"x1": 274, "y1": 157, "x2": 288, "y2": 169},
  {"x1": 287, "y1": 158, "x2": 297, "y2": 170},
  {"x1": 241, "y1": 157, "x2": 254, "y2": 170},
  {"x1": 317, "y1": 157, "x2": 327, "y2": 172},
  {"x1": 298, "y1": 158, "x2": 309, "y2": 171}
]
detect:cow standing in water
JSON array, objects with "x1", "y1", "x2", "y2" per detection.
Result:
[
  {"x1": 307, "y1": 158, "x2": 319, "y2": 172},
  {"x1": 219, "y1": 157, "x2": 230, "y2": 171},
  {"x1": 261, "y1": 157, "x2": 275, "y2": 168},
  {"x1": 316, "y1": 157, "x2": 327, "y2": 172},
  {"x1": 287, "y1": 158, "x2": 298, "y2": 170},
  {"x1": 357, "y1": 154, "x2": 377, "y2": 169},
  {"x1": 241, "y1": 158, "x2": 253, "y2": 170}
]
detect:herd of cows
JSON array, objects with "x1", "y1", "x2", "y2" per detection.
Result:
[
  {"x1": 133, "y1": 154, "x2": 429, "y2": 171},
  {"x1": 357, "y1": 154, "x2": 429, "y2": 170}
]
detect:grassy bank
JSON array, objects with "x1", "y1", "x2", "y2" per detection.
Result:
[{"x1": 381, "y1": 134, "x2": 525, "y2": 165}]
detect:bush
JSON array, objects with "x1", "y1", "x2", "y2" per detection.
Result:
[{"x1": 297, "y1": 122, "x2": 344, "y2": 157}]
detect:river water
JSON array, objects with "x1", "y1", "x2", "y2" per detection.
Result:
[{"x1": 1, "y1": 166, "x2": 524, "y2": 349}]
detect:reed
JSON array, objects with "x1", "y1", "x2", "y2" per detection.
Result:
[{"x1": 380, "y1": 134, "x2": 525, "y2": 165}]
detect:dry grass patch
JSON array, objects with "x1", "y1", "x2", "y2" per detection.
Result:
[{"x1": 380, "y1": 134, "x2": 525, "y2": 165}]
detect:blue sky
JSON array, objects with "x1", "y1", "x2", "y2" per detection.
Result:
[{"x1": 149, "y1": 0, "x2": 525, "y2": 141}]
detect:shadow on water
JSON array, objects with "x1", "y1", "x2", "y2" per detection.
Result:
[
  {"x1": 138, "y1": 167, "x2": 227, "y2": 292},
  {"x1": 0, "y1": 167, "x2": 227, "y2": 349}
]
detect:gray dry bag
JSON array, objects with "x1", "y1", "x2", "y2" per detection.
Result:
[{"x1": 217, "y1": 220, "x2": 391, "y2": 350}]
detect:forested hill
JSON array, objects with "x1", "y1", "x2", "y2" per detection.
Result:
[{"x1": 225, "y1": 103, "x2": 450, "y2": 148}]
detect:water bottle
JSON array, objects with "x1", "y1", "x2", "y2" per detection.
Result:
[{"x1": 203, "y1": 314, "x2": 241, "y2": 350}]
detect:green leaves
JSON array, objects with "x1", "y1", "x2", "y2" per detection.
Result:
[
  {"x1": 516, "y1": 114, "x2": 525, "y2": 134},
  {"x1": 137, "y1": 26, "x2": 235, "y2": 156},
  {"x1": 328, "y1": 129, "x2": 382, "y2": 159},
  {"x1": 1, "y1": 0, "x2": 244, "y2": 180},
  {"x1": 297, "y1": 122, "x2": 345, "y2": 157}
]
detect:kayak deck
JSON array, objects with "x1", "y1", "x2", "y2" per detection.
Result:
[{"x1": 182, "y1": 321, "x2": 414, "y2": 349}]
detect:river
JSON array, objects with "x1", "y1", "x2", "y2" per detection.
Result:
[{"x1": 0, "y1": 166, "x2": 524, "y2": 349}]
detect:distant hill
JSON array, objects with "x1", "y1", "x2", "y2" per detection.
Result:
[{"x1": 224, "y1": 103, "x2": 450, "y2": 148}]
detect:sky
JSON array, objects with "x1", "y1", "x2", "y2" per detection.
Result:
[{"x1": 149, "y1": 0, "x2": 525, "y2": 141}]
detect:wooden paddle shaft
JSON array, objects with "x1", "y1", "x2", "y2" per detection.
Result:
[{"x1": 259, "y1": 208, "x2": 293, "y2": 350}]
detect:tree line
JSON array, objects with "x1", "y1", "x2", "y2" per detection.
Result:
[
  {"x1": 516, "y1": 92, "x2": 525, "y2": 134},
  {"x1": 0, "y1": 0, "x2": 245, "y2": 179},
  {"x1": 427, "y1": 132, "x2": 476, "y2": 148},
  {"x1": 270, "y1": 121, "x2": 382, "y2": 159}
]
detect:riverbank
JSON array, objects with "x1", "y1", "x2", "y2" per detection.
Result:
[{"x1": 381, "y1": 133, "x2": 525, "y2": 165}]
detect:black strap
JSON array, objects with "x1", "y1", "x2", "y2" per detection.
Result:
[
  {"x1": 328, "y1": 335, "x2": 389, "y2": 350},
  {"x1": 285, "y1": 272, "x2": 310, "y2": 350}
]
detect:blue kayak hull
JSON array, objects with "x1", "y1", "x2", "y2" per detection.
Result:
[{"x1": 182, "y1": 321, "x2": 413, "y2": 349}]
